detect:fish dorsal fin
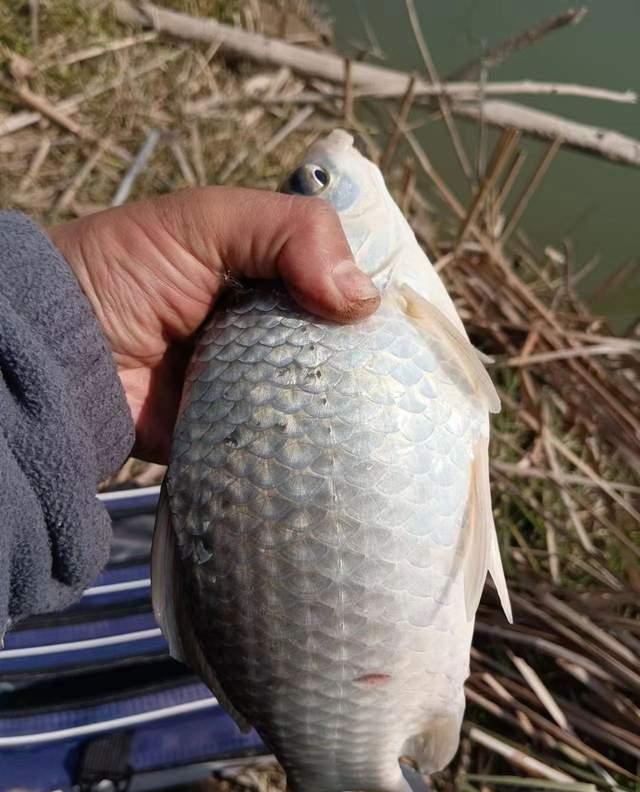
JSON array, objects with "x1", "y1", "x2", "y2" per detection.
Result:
[
  {"x1": 396, "y1": 283, "x2": 511, "y2": 623},
  {"x1": 152, "y1": 485, "x2": 252, "y2": 732},
  {"x1": 397, "y1": 284, "x2": 500, "y2": 414}
]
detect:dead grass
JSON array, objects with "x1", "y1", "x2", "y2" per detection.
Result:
[{"x1": 1, "y1": 2, "x2": 638, "y2": 790}]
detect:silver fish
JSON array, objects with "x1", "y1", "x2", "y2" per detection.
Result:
[{"x1": 153, "y1": 130, "x2": 512, "y2": 792}]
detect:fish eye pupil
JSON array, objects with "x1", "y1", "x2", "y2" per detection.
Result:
[{"x1": 313, "y1": 167, "x2": 329, "y2": 187}]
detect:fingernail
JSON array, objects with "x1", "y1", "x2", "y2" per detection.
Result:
[{"x1": 331, "y1": 260, "x2": 379, "y2": 302}]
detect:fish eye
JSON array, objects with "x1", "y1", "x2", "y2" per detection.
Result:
[
  {"x1": 281, "y1": 164, "x2": 331, "y2": 197},
  {"x1": 312, "y1": 167, "x2": 329, "y2": 187}
]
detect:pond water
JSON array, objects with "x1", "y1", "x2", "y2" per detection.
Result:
[{"x1": 319, "y1": 0, "x2": 640, "y2": 329}]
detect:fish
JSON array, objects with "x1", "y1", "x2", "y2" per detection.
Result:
[{"x1": 152, "y1": 129, "x2": 512, "y2": 792}]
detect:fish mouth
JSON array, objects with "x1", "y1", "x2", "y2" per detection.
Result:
[
  {"x1": 323, "y1": 128, "x2": 355, "y2": 152},
  {"x1": 306, "y1": 128, "x2": 354, "y2": 161}
]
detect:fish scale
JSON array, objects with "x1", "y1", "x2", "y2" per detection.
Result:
[{"x1": 162, "y1": 288, "x2": 478, "y2": 792}]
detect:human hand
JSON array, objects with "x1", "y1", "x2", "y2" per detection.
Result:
[{"x1": 50, "y1": 188, "x2": 379, "y2": 464}]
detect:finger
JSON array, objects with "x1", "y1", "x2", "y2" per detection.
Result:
[{"x1": 161, "y1": 187, "x2": 380, "y2": 323}]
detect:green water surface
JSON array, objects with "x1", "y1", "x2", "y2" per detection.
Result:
[{"x1": 320, "y1": 0, "x2": 640, "y2": 328}]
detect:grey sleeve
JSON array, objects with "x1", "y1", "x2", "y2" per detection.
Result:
[{"x1": 0, "y1": 211, "x2": 135, "y2": 639}]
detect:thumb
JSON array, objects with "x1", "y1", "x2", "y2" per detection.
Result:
[{"x1": 162, "y1": 187, "x2": 381, "y2": 323}]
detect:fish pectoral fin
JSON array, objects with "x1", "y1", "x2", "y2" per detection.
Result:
[
  {"x1": 462, "y1": 434, "x2": 513, "y2": 623},
  {"x1": 396, "y1": 283, "x2": 501, "y2": 414},
  {"x1": 151, "y1": 485, "x2": 252, "y2": 733},
  {"x1": 151, "y1": 485, "x2": 186, "y2": 662},
  {"x1": 401, "y1": 710, "x2": 462, "y2": 778}
]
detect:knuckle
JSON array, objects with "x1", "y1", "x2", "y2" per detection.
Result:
[
  {"x1": 287, "y1": 197, "x2": 345, "y2": 254},
  {"x1": 293, "y1": 195, "x2": 339, "y2": 229}
]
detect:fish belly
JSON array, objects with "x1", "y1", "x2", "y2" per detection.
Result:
[{"x1": 167, "y1": 289, "x2": 481, "y2": 790}]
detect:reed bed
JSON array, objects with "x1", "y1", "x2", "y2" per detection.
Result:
[{"x1": 1, "y1": 2, "x2": 638, "y2": 790}]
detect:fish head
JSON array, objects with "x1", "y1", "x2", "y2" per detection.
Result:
[{"x1": 281, "y1": 129, "x2": 405, "y2": 286}]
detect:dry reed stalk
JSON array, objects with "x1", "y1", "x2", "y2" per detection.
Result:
[
  {"x1": 475, "y1": 60, "x2": 489, "y2": 184},
  {"x1": 111, "y1": 128, "x2": 162, "y2": 206},
  {"x1": 454, "y1": 128, "x2": 520, "y2": 254},
  {"x1": 29, "y1": 0, "x2": 40, "y2": 48},
  {"x1": 404, "y1": 0, "x2": 473, "y2": 181},
  {"x1": 379, "y1": 75, "x2": 417, "y2": 173},
  {"x1": 17, "y1": 136, "x2": 51, "y2": 194},
  {"x1": 342, "y1": 57, "x2": 353, "y2": 128},
  {"x1": 541, "y1": 593, "x2": 639, "y2": 667},
  {"x1": 510, "y1": 653, "x2": 571, "y2": 731},
  {"x1": 3, "y1": 3, "x2": 638, "y2": 787},
  {"x1": 189, "y1": 121, "x2": 207, "y2": 186},
  {"x1": 368, "y1": 80, "x2": 636, "y2": 103},
  {"x1": 5, "y1": 83, "x2": 126, "y2": 161},
  {"x1": 466, "y1": 727, "x2": 577, "y2": 782},
  {"x1": 494, "y1": 150, "x2": 527, "y2": 218},
  {"x1": 542, "y1": 430, "x2": 595, "y2": 554},
  {"x1": 465, "y1": 776, "x2": 597, "y2": 791},
  {"x1": 169, "y1": 139, "x2": 197, "y2": 186},
  {"x1": 249, "y1": 104, "x2": 314, "y2": 170},
  {"x1": 589, "y1": 257, "x2": 640, "y2": 302},
  {"x1": 105, "y1": 0, "x2": 640, "y2": 165},
  {"x1": 404, "y1": 129, "x2": 466, "y2": 218},
  {"x1": 55, "y1": 139, "x2": 110, "y2": 212},
  {"x1": 0, "y1": 50, "x2": 183, "y2": 139},
  {"x1": 400, "y1": 159, "x2": 416, "y2": 216},
  {"x1": 472, "y1": 661, "x2": 636, "y2": 774},
  {"x1": 503, "y1": 341, "x2": 640, "y2": 366},
  {"x1": 56, "y1": 32, "x2": 159, "y2": 66},
  {"x1": 452, "y1": 99, "x2": 640, "y2": 166},
  {"x1": 216, "y1": 67, "x2": 296, "y2": 182},
  {"x1": 448, "y1": 7, "x2": 588, "y2": 81},
  {"x1": 502, "y1": 138, "x2": 563, "y2": 242},
  {"x1": 548, "y1": 434, "x2": 640, "y2": 525},
  {"x1": 181, "y1": 81, "x2": 638, "y2": 112}
]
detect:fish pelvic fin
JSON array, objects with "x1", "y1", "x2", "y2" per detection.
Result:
[
  {"x1": 151, "y1": 483, "x2": 253, "y2": 732},
  {"x1": 463, "y1": 433, "x2": 513, "y2": 623}
]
